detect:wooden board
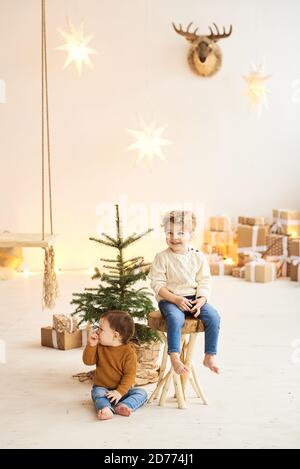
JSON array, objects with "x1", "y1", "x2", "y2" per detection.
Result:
[{"x1": 0, "y1": 233, "x2": 57, "y2": 248}]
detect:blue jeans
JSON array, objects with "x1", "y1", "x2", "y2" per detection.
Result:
[
  {"x1": 158, "y1": 295, "x2": 220, "y2": 355},
  {"x1": 91, "y1": 386, "x2": 148, "y2": 413}
]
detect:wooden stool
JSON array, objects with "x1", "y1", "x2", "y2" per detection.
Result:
[{"x1": 148, "y1": 310, "x2": 208, "y2": 409}]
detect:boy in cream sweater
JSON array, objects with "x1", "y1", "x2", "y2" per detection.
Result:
[{"x1": 149, "y1": 211, "x2": 220, "y2": 375}]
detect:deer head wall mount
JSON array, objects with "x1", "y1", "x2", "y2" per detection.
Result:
[{"x1": 172, "y1": 22, "x2": 233, "y2": 77}]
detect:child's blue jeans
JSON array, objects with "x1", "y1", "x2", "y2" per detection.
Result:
[
  {"x1": 91, "y1": 386, "x2": 148, "y2": 413},
  {"x1": 158, "y1": 295, "x2": 220, "y2": 355}
]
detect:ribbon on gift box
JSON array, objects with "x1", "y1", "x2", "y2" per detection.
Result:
[
  {"x1": 51, "y1": 327, "x2": 89, "y2": 348},
  {"x1": 266, "y1": 252, "x2": 288, "y2": 277},
  {"x1": 207, "y1": 253, "x2": 224, "y2": 263},
  {"x1": 287, "y1": 256, "x2": 300, "y2": 282},
  {"x1": 218, "y1": 262, "x2": 225, "y2": 275},
  {"x1": 237, "y1": 226, "x2": 266, "y2": 254},
  {"x1": 51, "y1": 329, "x2": 58, "y2": 349},
  {"x1": 271, "y1": 209, "x2": 300, "y2": 234},
  {"x1": 247, "y1": 259, "x2": 277, "y2": 282},
  {"x1": 52, "y1": 314, "x2": 77, "y2": 333}
]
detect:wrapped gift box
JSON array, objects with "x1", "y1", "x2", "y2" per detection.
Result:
[
  {"x1": 237, "y1": 252, "x2": 263, "y2": 267},
  {"x1": 265, "y1": 256, "x2": 287, "y2": 277},
  {"x1": 272, "y1": 209, "x2": 300, "y2": 236},
  {"x1": 266, "y1": 234, "x2": 289, "y2": 257},
  {"x1": 238, "y1": 216, "x2": 265, "y2": 226},
  {"x1": 209, "y1": 216, "x2": 231, "y2": 232},
  {"x1": 232, "y1": 266, "x2": 245, "y2": 278},
  {"x1": 52, "y1": 313, "x2": 78, "y2": 333},
  {"x1": 237, "y1": 225, "x2": 267, "y2": 254},
  {"x1": 212, "y1": 245, "x2": 227, "y2": 257},
  {"x1": 245, "y1": 261, "x2": 277, "y2": 283},
  {"x1": 289, "y1": 239, "x2": 300, "y2": 257},
  {"x1": 201, "y1": 242, "x2": 213, "y2": 255},
  {"x1": 41, "y1": 326, "x2": 89, "y2": 350},
  {"x1": 210, "y1": 261, "x2": 236, "y2": 276},
  {"x1": 204, "y1": 230, "x2": 235, "y2": 246},
  {"x1": 289, "y1": 258, "x2": 300, "y2": 281}
]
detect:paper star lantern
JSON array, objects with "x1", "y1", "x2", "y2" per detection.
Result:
[
  {"x1": 126, "y1": 120, "x2": 172, "y2": 165},
  {"x1": 243, "y1": 63, "x2": 271, "y2": 115},
  {"x1": 57, "y1": 19, "x2": 97, "y2": 76}
]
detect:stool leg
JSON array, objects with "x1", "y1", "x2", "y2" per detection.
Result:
[
  {"x1": 159, "y1": 369, "x2": 173, "y2": 406},
  {"x1": 173, "y1": 373, "x2": 187, "y2": 409},
  {"x1": 148, "y1": 332, "x2": 168, "y2": 403},
  {"x1": 179, "y1": 335, "x2": 188, "y2": 399},
  {"x1": 181, "y1": 333, "x2": 197, "y2": 396},
  {"x1": 191, "y1": 364, "x2": 208, "y2": 405}
]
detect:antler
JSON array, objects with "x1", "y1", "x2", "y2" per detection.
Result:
[
  {"x1": 172, "y1": 22, "x2": 200, "y2": 42},
  {"x1": 207, "y1": 23, "x2": 232, "y2": 40}
]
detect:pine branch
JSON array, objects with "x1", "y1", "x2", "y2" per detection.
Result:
[
  {"x1": 100, "y1": 233, "x2": 119, "y2": 245},
  {"x1": 89, "y1": 237, "x2": 117, "y2": 248}
]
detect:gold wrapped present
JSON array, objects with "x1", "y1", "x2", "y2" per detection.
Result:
[
  {"x1": 41, "y1": 326, "x2": 89, "y2": 350},
  {"x1": 238, "y1": 216, "x2": 265, "y2": 226},
  {"x1": 287, "y1": 256, "x2": 300, "y2": 281},
  {"x1": 209, "y1": 215, "x2": 231, "y2": 232},
  {"x1": 289, "y1": 239, "x2": 300, "y2": 257},
  {"x1": 237, "y1": 225, "x2": 267, "y2": 254},
  {"x1": 245, "y1": 260, "x2": 277, "y2": 283},
  {"x1": 237, "y1": 252, "x2": 263, "y2": 267},
  {"x1": 232, "y1": 266, "x2": 245, "y2": 278},
  {"x1": 212, "y1": 245, "x2": 227, "y2": 257},
  {"x1": 266, "y1": 234, "x2": 289, "y2": 257},
  {"x1": 271, "y1": 209, "x2": 300, "y2": 236},
  {"x1": 201, "y1": 242, "x2": 213, "y2": 255},
  {"x1": 204, "y1": 230, "x2": 235, "y2": 245},
  {"x1": 52, "y1": 314, "x2": 78, "y2": 333},
  {"x1": 265, "y1": 255, "x2": 288, "y2": 277},
  {"x1": 210, "y1": 260, "x2": 236, "y2": 276}
]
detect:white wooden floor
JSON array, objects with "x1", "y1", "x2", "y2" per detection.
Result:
[{"x1": 0, "y1": 272, "x2": 300, "y2": 449}]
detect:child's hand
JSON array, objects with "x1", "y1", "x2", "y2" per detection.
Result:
[
  {"x1": 174, "y1": 296, "x2": 193, "y2": 312},
  {"x1": 88, "y1": 330, "x2": 99, "y2": 347},
  {"x1": 190, "y1": 297, "x2": 206, "y2": 317},
  {"x1": 106, "y1": 390, "x2": 122, "y2": 404}
]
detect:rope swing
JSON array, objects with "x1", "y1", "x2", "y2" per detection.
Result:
[
  {"x1": 41, "y1": 0, "x2": 58, "y2": 309},
  {"x1": 0, "y1": 0, "x2": 59, "y2": 308}
]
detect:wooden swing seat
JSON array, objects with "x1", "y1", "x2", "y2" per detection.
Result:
[{"x1": 0, "y1": 233, "x2": 57, "y2": 248}]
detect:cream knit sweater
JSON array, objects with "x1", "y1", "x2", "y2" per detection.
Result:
[{"x1": 148, "y1": 247, "x2": 211, "y2": 303}]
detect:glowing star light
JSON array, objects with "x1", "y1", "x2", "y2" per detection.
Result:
[
  {"x1": 57, "y1": 19, "x2": 97, "y2": 76},
  {"x1": 126, "y1": 121, "x2": 172, "y2": 165},
  {"x1": 243, "y1": 63, "x2": 271, "y2": 115}
]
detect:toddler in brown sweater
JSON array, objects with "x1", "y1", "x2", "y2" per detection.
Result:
[{"x1": 83, "y1": 310, "x2": 147, "y2": 420}]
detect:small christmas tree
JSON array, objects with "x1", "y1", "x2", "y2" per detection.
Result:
[{"x1": 71, "y1": 204, "x2": 159, "y2": 343}]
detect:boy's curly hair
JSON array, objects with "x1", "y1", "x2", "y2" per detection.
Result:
[{"x1": 162, "y1": 210, "x2": 197, "y2": 233}]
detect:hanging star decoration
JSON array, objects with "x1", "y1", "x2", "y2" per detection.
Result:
[
  {"x1": 126, "y1": 120, "x2": 172, "y2": 165},
  {"x1": 57, "y1": 19, "x2": 97, "y2": 76},
  {"x1": 243, "y1": 63, "x2": 271, "y2": 115}
]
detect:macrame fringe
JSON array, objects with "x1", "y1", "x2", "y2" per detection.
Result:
[{"x1": 42, "y1": 245, "x2": 59, "y2": 309}]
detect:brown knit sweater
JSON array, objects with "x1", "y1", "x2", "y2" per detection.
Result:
[{"x1": 82, "y1": 343, "x2": 137, "y2": 396}]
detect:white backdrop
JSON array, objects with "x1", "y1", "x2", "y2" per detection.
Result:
[{"x1": 1, "y1": 0, "x2": 300, "y2": 269}]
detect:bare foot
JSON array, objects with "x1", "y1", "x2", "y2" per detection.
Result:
[
  {"x1": 115, "y1": 404, "x2": 132, "y2": 417},
  {"x1": 97, "y1": 407, "x2": 114, "y2": 420},
  {"x1": 203, "y1": 354, "x2": 220, "y2": 374},
  {"x1": 170, "y1": 352, "x2": 189, "y2": 375}
]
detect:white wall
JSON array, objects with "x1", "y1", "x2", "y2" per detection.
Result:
[{"x1": 1, "y1": 0, "x2": 300, "y2": 269}]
